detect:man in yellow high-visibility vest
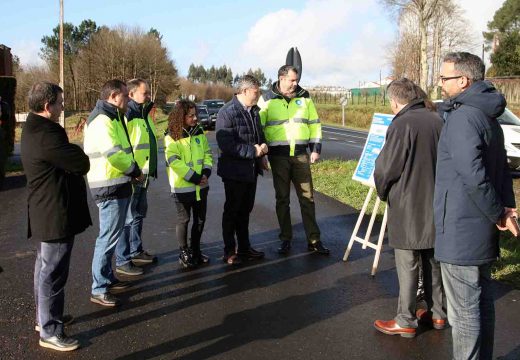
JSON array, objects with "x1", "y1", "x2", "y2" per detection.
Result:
[
  {"x1": 116, "y1": 79, "x2": 158, "y2": 267},
  {"x1": 259, "y1": 65, "x2": 329, "y2": 256},
  {"x1": 84, "y1": 79, "x2": 144, "y2": 307}
]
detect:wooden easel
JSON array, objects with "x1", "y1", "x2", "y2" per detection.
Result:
[{"x1": 343, "y1": 186, "x2": 388, "y2": 276}]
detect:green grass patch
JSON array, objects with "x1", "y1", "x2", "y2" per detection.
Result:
[
  {"x1": 312, "y1": 159, "x2": 520, "y2": 289},
  {"x1": 5, "y1": 158, "x2": 23, "y2": 173},
  {"x1": 316, "y1": 103, "x2": 392, "y2": 130},
  {"x1": 492, "y1": 233, "x2": 520, "y2": 288},
  {"x1": 154, "y1": 108, "x2": 169, "y2": 140},
  {"x1": 311, "y1": 159, "x2": 385, "y2": 216}
]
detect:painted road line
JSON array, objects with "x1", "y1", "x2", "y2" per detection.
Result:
[
  {"x1": 322, "y1": 129, "x2": 367, "y2": 140},
  {"x1": 322, "y1": 126, "x2": 369, "y2": 135}
]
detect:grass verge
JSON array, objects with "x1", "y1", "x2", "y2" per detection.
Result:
[
  {"x1": 311, "y1": 159, "x2": 520, "y2": 289},
  {"x1": 5, "y1": 157, "x2": 23, "y2": 173},
  {"x1": 316, "y1": 103, "x2": 392, "y2": 130}
]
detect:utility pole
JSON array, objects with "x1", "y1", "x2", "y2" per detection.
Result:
[
  {"x1": 482, "y1": 43, "x2": 485, "y2": 61},
  {"x1": 59, "y1": 0, "x2": 65, "y2": 128}
]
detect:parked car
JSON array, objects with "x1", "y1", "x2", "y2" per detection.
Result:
[
  {"x1": 196, "y1": 105, "x2": 211, "y2": 130},
  {"x1": 202, "y1": 99, "x2": 225, "y2": 129},
  {"x1": 498, "y1": 108, "x2": 520, "y2": 170}
]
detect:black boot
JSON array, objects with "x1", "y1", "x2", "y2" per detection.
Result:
[
  {"x1": 307, "y1": 241, "x2": 330, "y2": 255},
  {"x1": 277, "y1": 241, "x2": 291, "y2": 255},
  {"x1": 179, "y1": 247, "x2": 195, "y2": 268},
  {"x1": 193, "y1": 252, "x2": 210, "y2": 266},
  {"x1": 189, "y1": 239, "x2": 209, "y2": 266}
]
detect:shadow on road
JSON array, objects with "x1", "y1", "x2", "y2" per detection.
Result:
[{"x1": 113, "y1": 272, "x2": 394, "y2": 360}]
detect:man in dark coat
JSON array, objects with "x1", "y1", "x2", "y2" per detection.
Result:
[
  {"x1": 21, "y1": 82, "x2": 91, "y2": 352},
  {"x1": 434, "y1": 52, "x2": 515, "y2": 360},
  {"x1": 216, "y1": 74, "x2": 268, "y2": 266},
  {"x1": 373, "y1": 78, "x2": 446, "y2": 338}
]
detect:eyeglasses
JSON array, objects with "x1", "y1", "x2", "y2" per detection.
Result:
[{"x1": 439, "y1": 75, "x2": 463, "y2": 83}]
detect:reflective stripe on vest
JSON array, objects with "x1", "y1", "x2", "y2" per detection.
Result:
[
  {"x1": 134, "y1": 143, "x2": 150, "y2": 150},
  {"x1": 170, "y1": 182, "x2": 208, "y2": 194},
  {"x1": 264, "y1": 117, "x2": 321, "y2": 127},
  {"x1": 167, "y1": 154, "x2": 181, "y2": 164},
  {"x1": 267, "y1": 140, "x2": 310, "y2": 146},
  {"x1": 86, "y1": 145, "x2": 132, "y2": 159}
]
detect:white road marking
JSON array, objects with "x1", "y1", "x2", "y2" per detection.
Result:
[{"x1": 322, "y1": 129, "x2": 367, "y2": 140}]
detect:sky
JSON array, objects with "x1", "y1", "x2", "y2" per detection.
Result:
[{"x1": 0, "y1": 0, "x2": 505, "y2": 87}]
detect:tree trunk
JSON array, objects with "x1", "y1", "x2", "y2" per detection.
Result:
[
  {"x1": 68, "y1": 61, "x2": 78, "y2": 111},
  {"x1": 419, "y1": 18, "x2": 429, "y2": 91}
]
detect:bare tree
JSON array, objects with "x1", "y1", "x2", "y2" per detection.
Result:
[
  {"x1": 383, "y1": 0, "x2": 440, "y2": 90},
  {"x1": 385, "y1": 0, "x2": 476, "y2": 93}
]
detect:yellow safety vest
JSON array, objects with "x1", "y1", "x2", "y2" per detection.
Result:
[
  {"x1": 84, "y1": 101, "x2": 137, "y2": 188},
  {"x1": 164, "y1": 126, "x2": 213, "y2": 201},
  {"x1": 259, "y1": 85, "x2": 322, "y2": 156}
]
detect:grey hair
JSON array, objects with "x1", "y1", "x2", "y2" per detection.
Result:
[
  {"x1": 28, "y1": 81, "x2": 63, "y2": 113},
  {"x1": 278, "y1": 65, "x2": 299, "y2": 78},
  {"x1": 386, "y1": 78, "x2": 421, "y2": 105},
  {"x1": 443, "y1": 52, "x2": 485, "y2": 81},
  {"x1": 127, "y1": 78, "x2": 148, "y2": 93},
  {"x1": 236, "y1": 74, "x2": 261, "y2": 94}
]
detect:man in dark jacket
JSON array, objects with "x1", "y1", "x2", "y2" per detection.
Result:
[
  {"x1": 434, "y1": 52, "x2": 515, "y2": 360},
  {"x1": 21, "y1": 82, "x2": 91, "y2": 351},
  {"x1": 373, "y1": 78, "x2": 446, "y2": 338},
  {"x1": 216, "y1": 75, "x2": 268, "y2": 266}
]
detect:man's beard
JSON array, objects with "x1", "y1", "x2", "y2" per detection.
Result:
[
  {"x1": 283, "y1": 87, "x2": 297, "y2": 99},
  {"x1": 277, "y1": 83, "x2": 296, "y2": 98}
]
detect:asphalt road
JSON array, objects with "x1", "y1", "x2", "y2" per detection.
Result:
[
  {"x1": 0, "y1": 130, "x2": 519, "y2": 359},
  {"x1": 320, "y1": 125, "x2": 367, "y2": 161}
]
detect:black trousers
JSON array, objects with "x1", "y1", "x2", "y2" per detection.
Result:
[
  {"x1": 34, "y1": 238, "x2": 74, "y2": 339},
  {"x1": 174, "y1": 197, "x2": 207, "y2": 254},
  {"x1": 222, "y1": 178, "x2": 257, "y2": 255}
]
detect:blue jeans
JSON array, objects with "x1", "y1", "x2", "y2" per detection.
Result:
[
  {"x1": 34, "y1": 239, "x2": 74, "y2": 339},
  {"x1": 116, "y1": 185, "x2": 148, "y2": 266},
  {"x1": 441, "y1": 262, "x2": 495, "y2": 360},
  {"x1": 91, "y1": 197, "x2": 130, "y2": 295}
]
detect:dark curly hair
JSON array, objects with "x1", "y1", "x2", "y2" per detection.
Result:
[{"x1": 167, "y1": 99, "x2": 196, "y2": 141}]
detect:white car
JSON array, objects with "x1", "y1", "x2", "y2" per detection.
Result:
[{"x1": 497, "y1": 108, "x2": 520, "y2": 170}]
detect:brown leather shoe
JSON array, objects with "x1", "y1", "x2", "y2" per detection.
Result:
[
  {"x1": 416, "y1": 309, "x2": 448, "y2": 330},
  {"x1": 374, "y1": 319, "x2": 416, "y2": 338},
  {"x1": 432, "y1": 318, "x2": 448, "y2": 330}
]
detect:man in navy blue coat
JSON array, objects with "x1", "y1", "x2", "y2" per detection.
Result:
[
  {"x1": 434, "y1": 52, "x2": 516, "y2": 360},
  {"x1": 216, "y1": 75, "x2": 268, "y2": 266}
]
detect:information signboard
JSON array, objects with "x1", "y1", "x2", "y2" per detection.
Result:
[{"x1": 352, "y1": 113, "x2": 394, "y2": 186}]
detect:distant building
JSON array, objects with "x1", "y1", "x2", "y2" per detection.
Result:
[
  {"x1": 350, "y1": 76, "x2": 394, "y2": 97},
  {"x1": 306, "y1": 85, "x2": 348, "y2": 96}
]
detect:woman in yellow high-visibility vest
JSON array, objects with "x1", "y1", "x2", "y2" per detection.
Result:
[{"x1": 164, "y1": 100, "x2": 213, "y2": 268}]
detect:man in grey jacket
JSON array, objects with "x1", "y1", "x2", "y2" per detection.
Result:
[{"x1": 434, "y1": 52, "x2": 516, "y2": 360}]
